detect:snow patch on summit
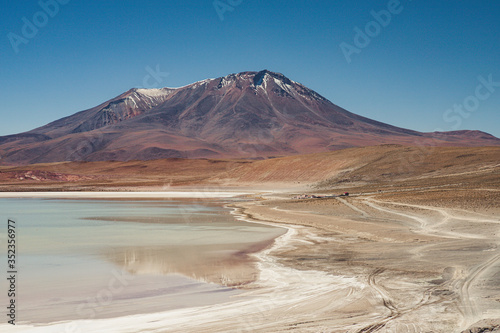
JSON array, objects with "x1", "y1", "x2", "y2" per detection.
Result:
[
  {"x1": 125, "y1": 88, "x2": 173, "y2": 109},
  {"x1": 189, "y1": 79, "x2": 212, "y2": 89},
  {"x1": 136, "y1": 88, "x2": 173, "y2": 97}
]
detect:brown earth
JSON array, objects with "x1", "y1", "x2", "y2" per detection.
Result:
[{"x1": 0, "y1": 145, "x2": 498, "y2": 192}]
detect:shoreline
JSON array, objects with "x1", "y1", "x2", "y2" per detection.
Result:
[
  {"x1": 1, "y1": 192, "x2": 296, "y2": 332},
  {"x1": 4, "y1": 190, "x2": 500, "y2": 332},
  {"x1": 3, "y1": 192, "x2": 367, "y2": 332}
]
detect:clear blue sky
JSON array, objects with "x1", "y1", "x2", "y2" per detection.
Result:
[{"x1": 1, "y1": 0, "x2": 499, "y2": 137}]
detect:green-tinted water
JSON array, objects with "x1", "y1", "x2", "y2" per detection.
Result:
[{"x1": 0, "y1": 198, "x2": 284, "y2": 323}]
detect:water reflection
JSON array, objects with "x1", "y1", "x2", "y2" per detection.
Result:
[{"x1": 103, "y1": 240, "x2": 274, "y2": 287}]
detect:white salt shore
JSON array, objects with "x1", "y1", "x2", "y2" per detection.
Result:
[{"x1": 3, "y1": 224, "x2": 362, "y2": 333}]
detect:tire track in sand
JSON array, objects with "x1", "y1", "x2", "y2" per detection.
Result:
[
  {"x1": 355, "y1": 197, "x2": 500, "y2": 332},
  {"x1": 356, "y1": 268, "x2": 436, "y2": 333},
  {"x1": 336, "y1": 197, "x2": 370, "y2": 218},
  {"x1": 453, "y1": 253, "x2": 500, "y2": 329}
]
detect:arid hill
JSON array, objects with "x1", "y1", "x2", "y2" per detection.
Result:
[{"x1": 0, "y1": 145, "x2": 498, "y2": 192}]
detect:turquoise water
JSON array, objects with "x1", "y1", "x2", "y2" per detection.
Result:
[{"x1": 0, "y1": 198, "x2": 284, "y2": 324}]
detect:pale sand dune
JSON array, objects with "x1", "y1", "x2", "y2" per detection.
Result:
[{"x1": 4, "y1": 192, "x2": 500, "y2": 332}]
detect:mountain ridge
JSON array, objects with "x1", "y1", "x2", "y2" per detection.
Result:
[{"x1": 1, "y1": 70, "x2": 499, "y2": 165}]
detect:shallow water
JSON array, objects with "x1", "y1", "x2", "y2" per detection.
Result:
[{"x1": 0, "y1": 198, "x2": 284, "y2": 324}]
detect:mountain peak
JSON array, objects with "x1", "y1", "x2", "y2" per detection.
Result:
[
  {"x1": 253, "y1": 70, "x2": 268, "y2": 86},
  {"x1": 2, "y1": 70, "x2": 499, "y2": 164},
  {"x1": 252, "y1": 70, "x2": 291, "y2": 85},
  {"x1": 208, "y1": 69, "x2": 291, "y2": 88}
]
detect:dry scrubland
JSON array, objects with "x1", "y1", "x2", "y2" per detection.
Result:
[{"x1": 1, "y1": 145, "x2": 500, "y2": 332}]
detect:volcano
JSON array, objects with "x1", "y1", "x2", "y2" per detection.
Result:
[{"x1": 1, "y1": 70, "x2": 499, "y2": 165}]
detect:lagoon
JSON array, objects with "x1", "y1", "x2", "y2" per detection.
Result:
[{"x1": 0, "y1": 197, "x2": 284, "y2": 324}]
